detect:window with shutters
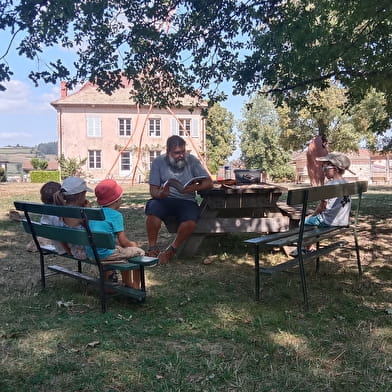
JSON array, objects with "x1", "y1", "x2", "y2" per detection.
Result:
[
  {"x1": 120, "y1": 151, "x2": 132, "y2": 174},
  {"x1": 149, "y1": 118, "x2": 161, "y2": 137},
  {"x1": 86, "y1": 117, "x2": 101, "y2": 137},
  {"x1": 178, "y1": 118, "x2": 191, "y2": 137},
  {"x1": 118, "y1": 118, "x2": 132, "y2": 136},
  {"x1": 88, "y1": 150, "x2": 102, "y2": 169}
]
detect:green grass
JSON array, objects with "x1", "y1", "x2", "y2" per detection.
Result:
[{"x1": 0, "y1": 182, "x2": 391, "y2": 391}]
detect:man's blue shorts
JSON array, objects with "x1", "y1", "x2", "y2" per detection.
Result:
[{"x1": 145, "y1": 198, "x2": 200, "y2": 223}]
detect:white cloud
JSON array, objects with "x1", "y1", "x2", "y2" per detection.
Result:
[
  {"x1": 0, "y1": 131, "x2": 32, "y2": 140},
  {"x1": 0, "y1": 80, "x2": 57, "y2": 112}
]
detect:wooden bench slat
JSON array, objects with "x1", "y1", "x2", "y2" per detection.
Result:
[
  {"x1": 287, "y1": 181, "x2": 368, "y2": 205},
  {"x1": 266, "y1": 226, "x2": 347, "y2": 247},
  {"x1": 22, "y1": 221, "x2": 116, "y2": 248},
  {"x1": 261, "y1": 241, "x2": 346, "y2": 275},
  {"x1": 14, "y1": 201, "x2": 105, "y2": 220}
]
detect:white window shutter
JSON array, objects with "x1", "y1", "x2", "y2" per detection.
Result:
[
  {"x1": 191, "y1": 119, "x2": 199, "y2": 137},
  {"x1": 171, "y1": 119, "x2": 178, "y2": 135}
]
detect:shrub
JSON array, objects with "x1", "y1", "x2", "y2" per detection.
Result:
[
  {"x1": 30, "y1": 170, "x2": 61, "y2": 183},
  {"x1": 0, "y1": 167, "x2": 6, "y2": 182},
  {"x1": 30, "y1": 158, "x2": 48, "y2": 170}
]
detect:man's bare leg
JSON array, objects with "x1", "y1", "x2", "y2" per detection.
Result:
[
  {"x1": 146, "y1": 214, "x2": 162, "y2": 256},
  {"x1": 159, "y1": 220, "x2": 196, "y2": 264}
]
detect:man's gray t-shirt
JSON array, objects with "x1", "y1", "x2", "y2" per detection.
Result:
[
  {"x1": 321, "y1": 178, "x2": 351, "y2": 226},
  {"x1": 149, "y1": 154, "x2": 209, "y2": 201}
]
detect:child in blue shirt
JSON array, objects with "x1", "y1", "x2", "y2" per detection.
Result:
[{"x1": 87, "y1": 179, "x2": 145, "y2": 289}]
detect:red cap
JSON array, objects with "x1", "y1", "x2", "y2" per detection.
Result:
[{"x1": 95, "y1": 179, "x2": 123, "y2": 206}]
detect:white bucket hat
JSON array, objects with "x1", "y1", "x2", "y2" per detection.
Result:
[
  {"x1": 316, "y1": 153, "x2": 356, "y2": 175},
  {"x1": 61, "y1": 177, "x2": 93, "y2": 195}
]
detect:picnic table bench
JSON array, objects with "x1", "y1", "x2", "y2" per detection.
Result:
[
  {"x1": 244, "y1": 181, "x2": 368, "y2": 310},
  {"x1": 14, "y1": 201, "x2": 159, "y2": 312}
]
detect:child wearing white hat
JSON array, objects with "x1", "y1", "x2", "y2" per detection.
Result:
[
  {"x1": 291, "y1": 152, "x2": 354, "y2": 256},
  {"x1": 53, "y1": 176, "x2": 93, "y2": 259}
]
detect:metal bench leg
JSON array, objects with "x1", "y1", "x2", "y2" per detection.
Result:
[
  {"x1": 298, "y1": 253, "x2": 309, "y2": 311},
  {"x1": 39, "y1": 253, "x2": 46, "y2": 289},
  {"x1": 315, "y1": 241, "x2": 320, "y2": 273},
  {"x1": 98, "y1": 273, "x2": 107, "y2": 313},
  {"x1": 353, "y1": 227, "x2": 362, "y2": 277},
  {"x1": 140, "y1": 266, "x2": 146, "y2": 292},
  {"x1": 254, "y1": 245, "x2": 260, "y2": 301}
]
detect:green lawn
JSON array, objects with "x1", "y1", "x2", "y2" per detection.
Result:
[{"x1": 0, "y1": 183, "x2": 391, "y2": 392}]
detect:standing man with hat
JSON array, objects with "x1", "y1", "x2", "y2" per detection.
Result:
[{"x1": 145, "y1": 135, "x2": 213, "y2": 264}]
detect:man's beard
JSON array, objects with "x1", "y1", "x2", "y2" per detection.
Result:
[{"x1": 168, "y1": 154, "x2": 187, "y2": 170}]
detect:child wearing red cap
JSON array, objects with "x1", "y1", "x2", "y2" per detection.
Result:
[{"x1": 87, "y1": 179, "x2": 145, "y2": 289}]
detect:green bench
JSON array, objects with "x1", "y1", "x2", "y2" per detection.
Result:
[
  {"x1": 14, "y1": 201, "x2": 159, "y2": 312},
  {"x1": 244, "y1": 181, "x2": 368, "y2": 310}
]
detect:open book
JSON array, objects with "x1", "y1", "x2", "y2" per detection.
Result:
[{"x1": 162, "y1": 176, "x2": 208, "y2": 191}]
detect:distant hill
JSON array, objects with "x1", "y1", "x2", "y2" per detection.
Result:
[{"x1": 0, "y1": 143, "x2": 58, "y2": 177}]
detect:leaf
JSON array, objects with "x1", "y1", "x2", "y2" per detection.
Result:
[
  {"x1": 86, "y1": 341, "x2": 100, "y2": 348},
  {"x1": 56, "y1": 300, "x2": 74, "y2": 308}
]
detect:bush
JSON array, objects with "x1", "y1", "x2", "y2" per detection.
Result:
[
  {"x1": 30, "y1": 158, "x2": 48, "y2": 170},
  {"x1": 0, "y1": 167, "x2": 6, "y2": 182},
  {"x1": 30, "y1": 170, "x2": 61, "y2": 183}
]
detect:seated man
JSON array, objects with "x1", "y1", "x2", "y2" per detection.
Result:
[{"x1": 145, "y1": 135, "x2": 213, "y2": 264}]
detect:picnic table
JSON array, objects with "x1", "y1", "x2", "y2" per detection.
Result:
[{"x1": 166, "y1": 183, "x2": 293, "y2": 256}]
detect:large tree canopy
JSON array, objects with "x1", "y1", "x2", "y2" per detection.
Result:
[{"x1": 1, "y1": 1, "x2": 391, "y2": 112}]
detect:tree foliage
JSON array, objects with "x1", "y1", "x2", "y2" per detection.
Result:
[
  {"x1": 1, "y1": 1, "x2": 391, "y2": 114},
  {"x1": 37, "y1": 142, "x2": 58, "y2": 155},
  {"x1": 205, "y1": 103, "x2": 235, "y2": 174},
  {"x1": 279, "y1": 82, "x2": 389, "y2": 153},
  {"x1": 30, "y1": 157, "x2": 48, "y2": 170},
  {"x1": 238, "y1": 95, "x2": 295, "y2": 181},
  {"x1": 57, "y1": 154, "x2": 87, "y2": 179}
]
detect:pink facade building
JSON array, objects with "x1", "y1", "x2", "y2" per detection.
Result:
[{"x1": 51, "y1": 79, "x2": 207, "y2": 183}]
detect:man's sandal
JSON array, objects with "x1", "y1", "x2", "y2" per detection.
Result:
[
  {"x1": 146, "y1": 245, "x2": 160, "y2": 258},
  {"x1": 158, "y1": 245, "x2": 177, "y2": 264}
]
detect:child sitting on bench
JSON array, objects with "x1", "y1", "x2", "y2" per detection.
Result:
[
  {"x1": 87, "y1": 179, "x2": 145, "y2": 289},
  {"x1": 291, "y1": 152, "x2": 354, "y2": 256}
]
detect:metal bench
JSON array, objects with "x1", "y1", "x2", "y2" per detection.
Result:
[
  {"x1": 14, "y1": 201, "x2": 159, "y2": 312},
  {"x1": 244, "y1": 181, "x2": 368, "y2": 310}
]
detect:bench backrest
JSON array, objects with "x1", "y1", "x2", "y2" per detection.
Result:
[
  {"x1": 14, "y1": 201, "x2": 115, "y2": 250},
  {"x1": 287, "y1": 181, "x2": 368, "y2": 206}
]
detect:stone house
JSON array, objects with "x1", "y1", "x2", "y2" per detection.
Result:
[{"x1": 51, "y1": 79, "x2": 208, "y2": 183}]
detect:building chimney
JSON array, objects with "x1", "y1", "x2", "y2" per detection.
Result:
[{"x1": 60, "y1": 81, "x2": 67, "y2": 98}]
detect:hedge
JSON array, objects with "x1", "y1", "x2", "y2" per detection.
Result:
[{"x1": 30, "y1": 170, "x2": 61, "y2": 183}]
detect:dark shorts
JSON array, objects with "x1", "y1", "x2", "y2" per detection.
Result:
[{"x1": 145, "y1": 198, "x2": 200, "y2": 223}]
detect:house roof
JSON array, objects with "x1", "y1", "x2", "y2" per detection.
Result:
[{"x1": 51, "y1": 76, "x2": 206, "y2": 108}]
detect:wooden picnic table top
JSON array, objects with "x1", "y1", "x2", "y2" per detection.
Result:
[{"x1": 199, "y1": 183, "x2": 287, "y2": 196}]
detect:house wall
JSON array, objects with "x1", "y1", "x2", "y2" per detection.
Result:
[{"x1": 57, "y1": 105, "x2": 206, "y2": 183}]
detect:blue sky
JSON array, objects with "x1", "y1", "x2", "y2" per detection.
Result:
[{"x1": 0, "y1": 29, "x2": 247, "y2": 148}]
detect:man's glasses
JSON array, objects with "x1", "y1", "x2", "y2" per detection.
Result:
[{"x1": 172, "y1": 149, "x2": 185, "y2": 156}]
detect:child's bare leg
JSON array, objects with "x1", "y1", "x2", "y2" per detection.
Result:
[
  {"x1": 131, "y1": 269, "x2": 141, "y2": 289},
  {"x1": 121, "y1": 270, "x2": 133, "y2": 287}
]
